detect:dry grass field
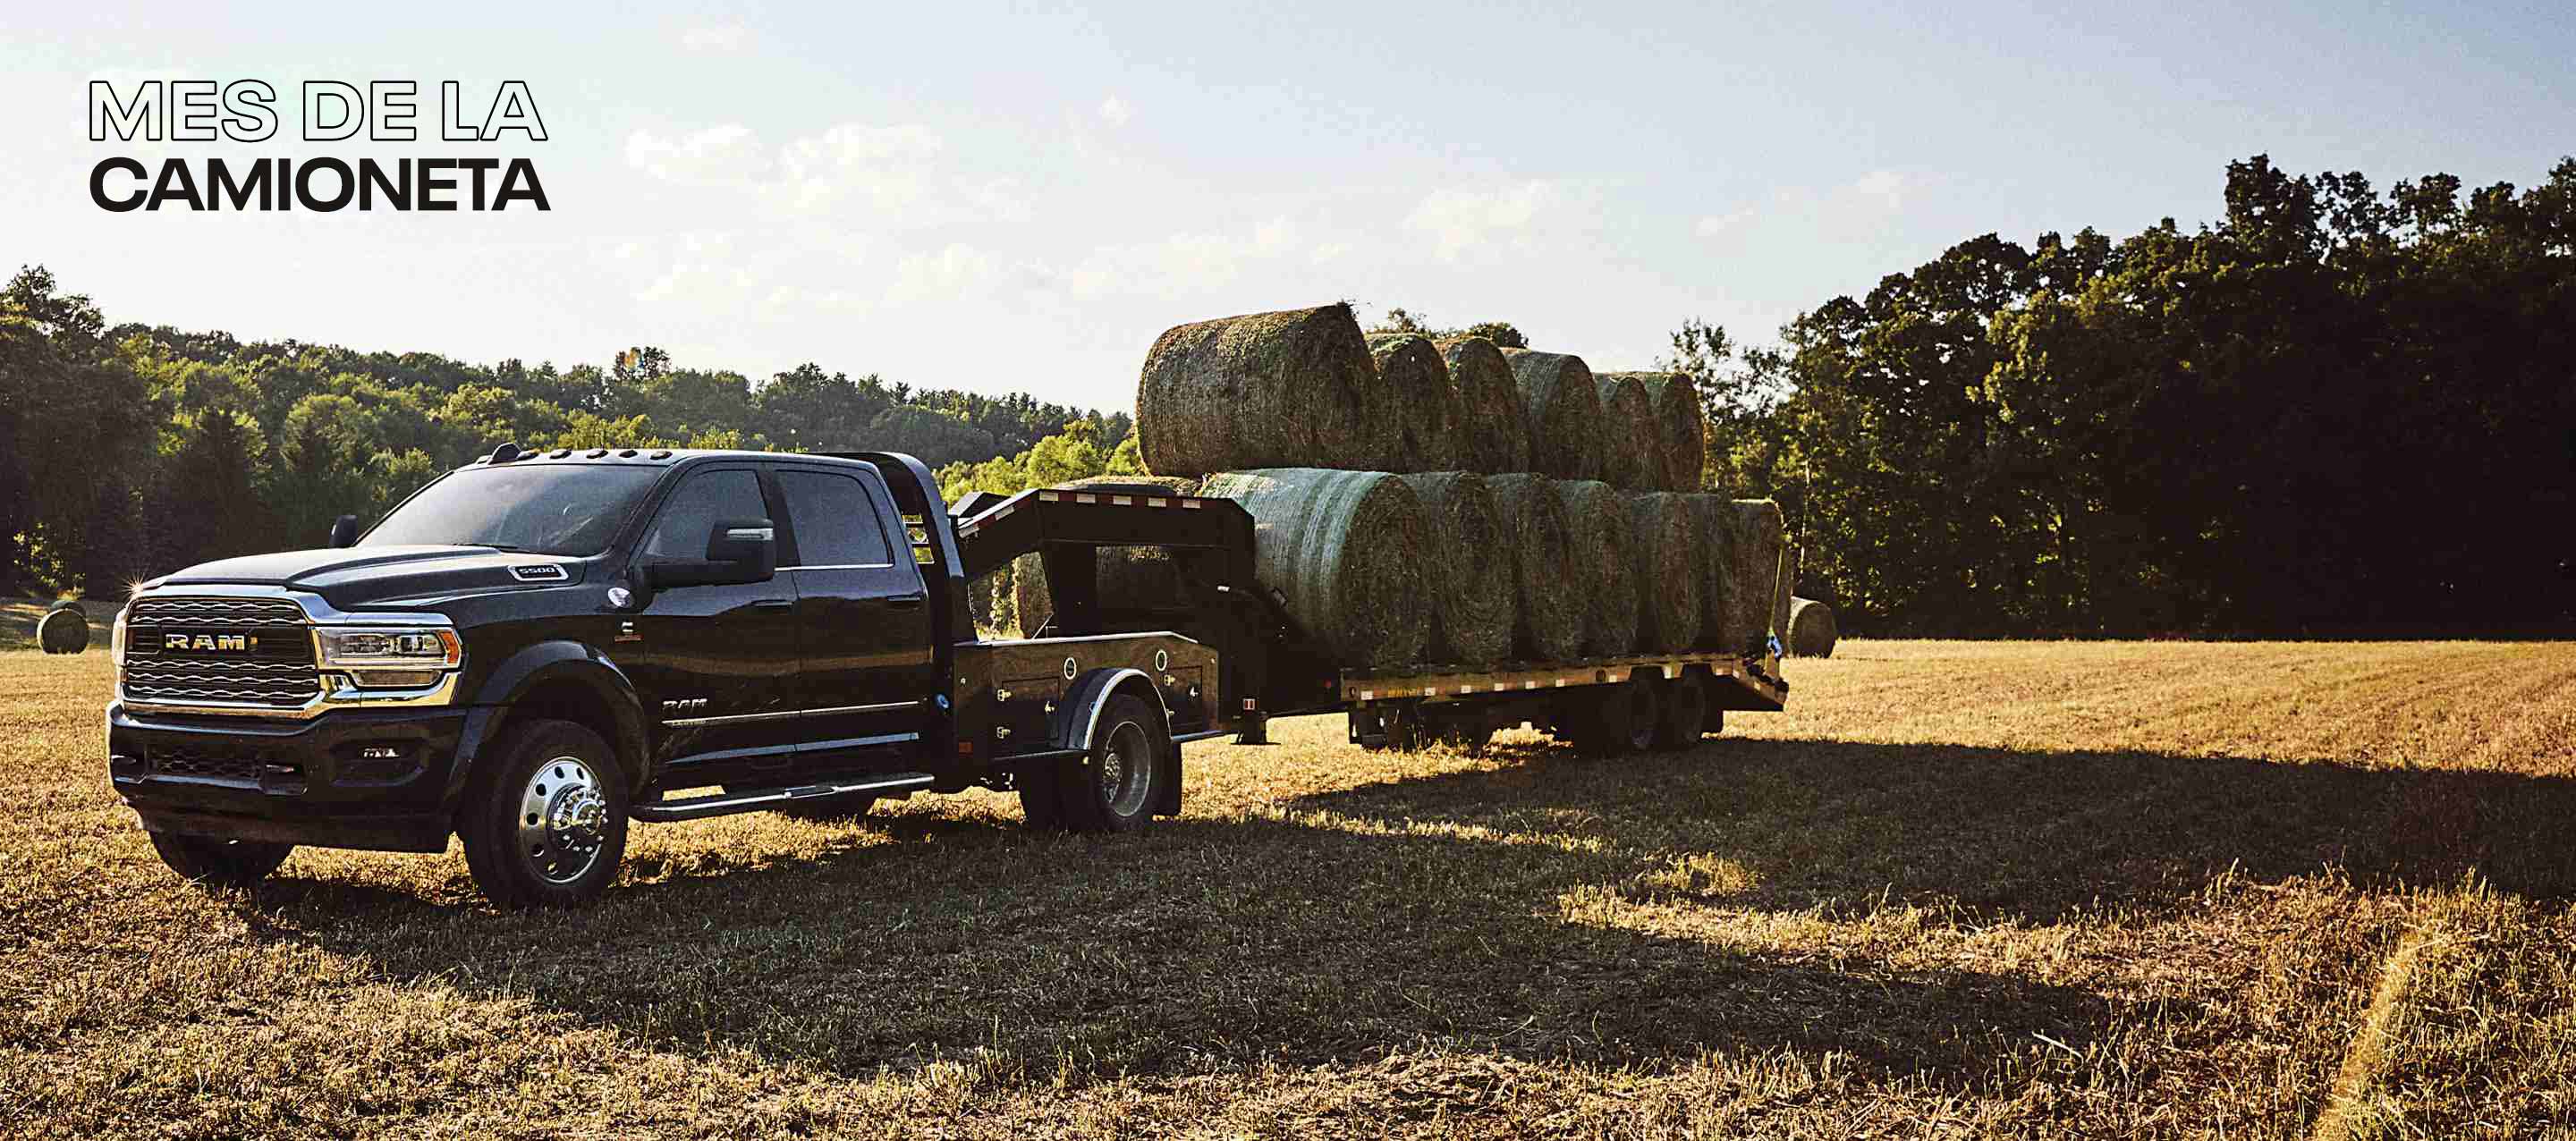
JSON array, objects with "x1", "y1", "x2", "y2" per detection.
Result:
[{"x1": 3, "y1": 639, "x2": 2572, "y2": 1138}]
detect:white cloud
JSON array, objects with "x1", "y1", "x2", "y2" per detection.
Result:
[
  {"x1": 624, "y1": 121, "x2": 949, "y2": 217},
  {"x1": 886, "y1": 243, "x2": 1003, "y2": 304},
  {"x1": 775, "y1": 123, "x2": 945, "y2": 212},
  {"x1": 680, "y1": 23, "x2": 750, "y2": 51},
  {"x1": 1694, "y1": 207, "x2": 1754, "y2": 237},
  {"x1": 1852, "y1": 169, "x2": 1905, "y2": 208},
  {"x1": 633, "y1": 232, "x2": 754, "y2": 304},
  {"x1": 1097, "y1": 96, "x2": 1133, "y2": 127},
  {"x1": 1039, "y1": 216, "x2": 1301, "y2": 299},
  {"x1": 1405, "y1": 181, "x2": 1567, "y2": 259},
  {"x1": 624, "y1": 124, "x2": 768, "y2": 185}
]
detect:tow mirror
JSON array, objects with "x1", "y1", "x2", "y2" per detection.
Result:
[
  {"x1": 644, "y1": 519, "x2": 775, "y2": 588},
  {"x1": 327, "y1": 514, "x2": 361, "y2": 548}
]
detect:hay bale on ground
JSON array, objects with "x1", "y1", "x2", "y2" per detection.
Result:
[
  {"x1": 1483, "y1": 474, "x2": 1583, "y2": 662},
  {"x1": 1722, "y1": 499, "x2": 1786, "y2": 653},
  {"x1": 1365, "y1": 334, "x2": 1466, "y2": 473},
  {"x1": 1398, "y1": 472, "x2": 1513, "y2": 667},
  {"x1": 1007, "y1": 477, "x2": 1208, "y2": 638},
  {"x1": 1434, "y1": 337, "x2": 1531, "y2": 473},
  {"x1": 1202, "y1": 469, "x2": 1428, "y2": 670},
  {"x1": 1558, "y1": 479, "x2": 1638, "y2": 657},
  {"x1": 1137, "y1": 303, "x2": 1395, "y2": 476},
  {"x1": 38, "y1": 604, "x2": 89, "y2": 655},
  {"x1": 1608, "y1": 371, "x2": 1706, "y2": 493},
  {"x1": 1622, "y1": 491, "x2": 1703, "y2": 653},
  {"x1": 1501, "y1": 349, "x2": 1603, "y2": 480},
  {"x1": 1682, "y1": 494, "x2": 1733, "y2": 650},
  {"x1": 1789, "y1": 596, "x2": 1838, "y2": 657},
  {"x1": 1589, "y1": 373, "x2": 1657, "y2": 490}
]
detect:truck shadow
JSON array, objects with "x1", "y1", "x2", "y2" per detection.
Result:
[{"x1": 239, "y1": 734, "x2": 2575, "y2": 1089}]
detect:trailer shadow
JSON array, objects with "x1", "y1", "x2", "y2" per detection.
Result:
[
  {"x1": 236, "y1": 733, "x2": 2576, "y2": 1091},
  {"x1": 1392, "y1": 733, "x2": 2576, "y2": 916}
]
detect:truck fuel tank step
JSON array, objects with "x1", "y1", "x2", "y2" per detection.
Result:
[{"x1": 631, "y1": 773, "x2": 936, "y2": 824}]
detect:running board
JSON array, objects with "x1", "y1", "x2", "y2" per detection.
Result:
[{"x1": 631, "y1": 773, "x2": 936, "y2": 824}]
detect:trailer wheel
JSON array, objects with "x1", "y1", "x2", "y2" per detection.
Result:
[
  {"x1": 458, "y1": 719, "x2": 630, "y2": 909},
  {"x1": 1653, "y1": 673, "x2": 1708, "y2": 748},
  {"x1": 148, "y1": 833, "x2": 292, "y2": 889},
  {"x1": 1572, "y1": 676, "x2": 1659, "y2": 756},
  {"x1": 1028, "y1": 693, "x2": 1167, "y2": 834},
  {"x1": 1431, "y1": 718, "x2": 1494, "y2": 756}
]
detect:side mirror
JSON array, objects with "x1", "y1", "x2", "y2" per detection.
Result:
[
  {"x1": 644, "y1": 519, "x2": 775, "y2": 588},
  {"x1": 327, "y1": 514, "x2": 361, "y2": 548}
]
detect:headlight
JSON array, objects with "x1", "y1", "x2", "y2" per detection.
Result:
[
  {"x1": 316, "y1": 627, "x2": 462, "y2": 670},
  {"x1": 111, "y1": 607, "x2": 129, "y2": 667}
]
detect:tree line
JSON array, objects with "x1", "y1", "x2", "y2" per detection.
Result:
[
  {"x1": 1680, "y1": 155, "x2": 2575, "y2": 635},
  {"x1": 11, "y1": 154, "x2": 2569, "y2": 634},
  {"x1": 0, "y1": 270, "x2": 1124, "y2": 596}
]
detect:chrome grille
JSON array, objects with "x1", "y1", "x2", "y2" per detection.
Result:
[
  {"x1": 127, "y1": 596, "x2": 309, "y2": 626},
  {"x1": 123, "y1": 595, "x2": 317, "y2": 710}
]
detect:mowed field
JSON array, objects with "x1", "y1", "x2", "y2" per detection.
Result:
[{"x1": 3, "y1": 641, "x2": 2573, "y2": 1138}]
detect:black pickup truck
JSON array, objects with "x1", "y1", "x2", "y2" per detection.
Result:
[{"x1": 107, "y1": 445, "x2": 1784, "y2": 907}]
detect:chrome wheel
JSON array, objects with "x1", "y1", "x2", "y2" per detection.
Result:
[
  {"x1": 1098, "y1": 720, "x2": 1153, "y2": 818},
  {"x1": 516, "y1": 755, "x2": 608, "y2": 884}
]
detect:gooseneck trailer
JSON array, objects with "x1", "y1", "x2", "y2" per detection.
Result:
[{"x1": 105, "y1": 448, "x2": 1784, "y2": 907}]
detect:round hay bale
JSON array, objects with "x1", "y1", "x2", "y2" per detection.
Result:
[
  {"x1": 1009, "y1": 476, "x2": 1208, "y2": 638},
  {"x1": 38, "y1": 606, "x2": 90, "y2": 655},
  {"x1": 1589, "y1": 373, "x2": 1657, "y2": 490},
  {"x1": 1500, "y1": 349, "x2": 1603, "y2": 481},
  {"x1": 1788, "y1": 596, "x2": 1838, "y2": 657},
  {"x1": 1201, "y1": 469, "x2": 1428, "y2": 670},
  {"x1": 1682, "y1": 494, "x2": 1733, "y2": 650},
  {"x1": 1607, "y1": 371, "x2": 1705, "y2": 492},
  {"x1": 1365, "y1": 334, "x2": 1466, "y2": 473},
  {"x1": 1482, "y1": 474, "x2": 1582, "y2": 662},
  {"x1": 1724, "y1": 499, "x2": 1786, "y2": 653},
  {"x1": 1396, "y1": 471, "x2": 1513, "y2": 668},
  {"x1": 1137, "y1": 303, "x2": 1395, "y2": 476},
  {"x1": 1433, "y1": 337, "x2": 1531, "y2": 473},
  {"x1": 1557, "y1": 479, "x2": 1638, "y2": 657},
  {"x1": 1622, "y1": 491, "x2": 1703, "y2": 653}
]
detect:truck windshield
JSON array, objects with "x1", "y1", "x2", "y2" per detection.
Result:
[{"x1": 360, "y1": 464, "x2": 664, "y2": 556}]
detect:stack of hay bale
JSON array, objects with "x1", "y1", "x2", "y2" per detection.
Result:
[{"x1": 1042, "y1": 300, "x2": 1792, "y2": 670}]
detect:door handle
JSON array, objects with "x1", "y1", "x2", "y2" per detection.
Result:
[
  {"x1": 752, "y1": 598, "x2": 794, "y2": 611},
  {"x1": 886, "y1": 594, "x2": 925, "y2": 610}
]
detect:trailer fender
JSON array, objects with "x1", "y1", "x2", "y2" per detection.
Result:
[{"x1": 1054, "y1": 667, "x2": 1182, "y2": 816}]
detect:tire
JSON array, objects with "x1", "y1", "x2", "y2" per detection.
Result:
[
  {"x1": 1572, "y1": 676, "x2": 1661, "y2": 756},
  {"x1": 1653, "y1": 673, "x2": 1708, "y2": 749},
  {"x1": 148, "y1": 833, "x2": 292, "y2": 889},
  {"x1": 1621, "y1": 676, "x2": 1663, "y2": 753},
  {"x1": 1430, "y1": 717, "x2": 1494, "y2": 756},
  {"x1": 459, "y1": 719, "x2": 629, "y2": 909},
  {"x1": 1023, "y1": 693, "x2": 1168, "y2": 834}
]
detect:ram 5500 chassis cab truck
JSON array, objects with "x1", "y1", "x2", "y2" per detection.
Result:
[{"x1": 106, "y1": 445, "x2": 1786, "y2": 907}]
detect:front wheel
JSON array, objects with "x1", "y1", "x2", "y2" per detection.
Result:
[
  {"x1": 1022, "y1": 693, "x2": 1170, "y2": 834},
  {"x1": 459, "y1": 719, "x2": 630, "y2": 909},
  {"x1": 148, "y1": 833, "x2": 292, "y2": 889}
]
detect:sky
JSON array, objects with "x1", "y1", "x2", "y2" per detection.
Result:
[{"x1": 7, "y1": 0, "x2": 2573, "y2": 415}]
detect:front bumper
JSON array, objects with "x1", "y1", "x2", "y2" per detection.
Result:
[{"x1": 107, "y1": 701, "x2": 492, "y2": 852}]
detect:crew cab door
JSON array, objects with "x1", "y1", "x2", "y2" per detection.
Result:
[
  {"x1": 773, "y1": 464, "x2": 936, "y2": 769},
  {"x1": 623, "y1": 464, "x2": 805, "y2": 785}
]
